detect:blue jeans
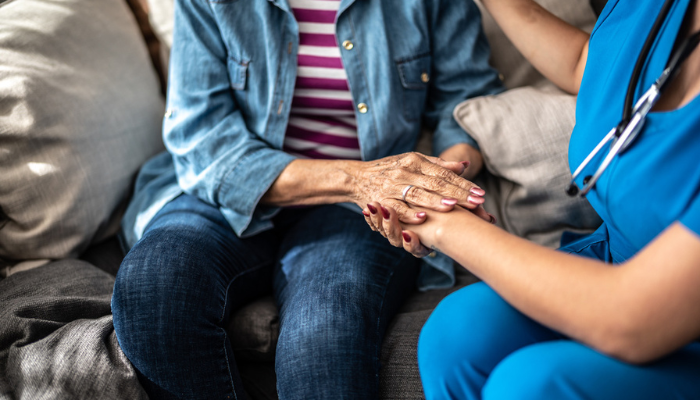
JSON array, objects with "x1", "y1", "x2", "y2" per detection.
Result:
[{"x1": 112, "y1": 194, "x2": 419, "y2": 400}]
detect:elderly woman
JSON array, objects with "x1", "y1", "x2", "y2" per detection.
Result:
[
  {"x1": 111, "y1": 0, "x2": 502, "y2": 398},
  {"x1": 367, "y1": 0, "x2": 700, "y2": 398}
]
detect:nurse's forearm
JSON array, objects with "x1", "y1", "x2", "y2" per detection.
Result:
[
  {"x1": 479, "y1": 0, "x2": 589, "y2": 94},
  {"x1": 425, "y1": 211, "x2": 700, "y2": 364},
  {"x1": 430, "y1": 212, "x2": 622, "y2": 353}
]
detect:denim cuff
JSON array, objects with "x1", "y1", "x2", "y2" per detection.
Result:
[
  {"x1": 218, "y1": 149, "x2": 297, "y2": 236},
  {"x1": 432, "y1": 114, "x2": 480, "y2": 156}
]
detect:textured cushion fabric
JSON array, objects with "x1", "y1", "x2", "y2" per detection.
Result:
[
  {"x1": 379, "y1": 268, "x2": 480, "y2": 400},
  {"x1": 124, "y1": 0, "x2": 168, "y2": 94},
  {"x1": 475, "y1": 0, "x2": 597, "y2": 89},
  {"x1": 227, "y1": 296, "x2": 280, "y2": 363},
  {"x1": 0, "y1": 0, "x2": 165, "y2": 263},
  {"x1": 0, "y1": 260, "x2": 147, "y2": 400},
  {"x1": 145, "y1": 0, "x2": 174, "y2": 73},
  {"x1": 147, "y1": 0, "x2": 174, "y2": 49},
  {"x1": 454, "y1": 86, "x2": 602, "y2": 248}
]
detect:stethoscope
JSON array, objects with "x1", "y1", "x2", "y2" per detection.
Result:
[{"x1": 567, "y1": 0, "x2": 700, "y2": 197}]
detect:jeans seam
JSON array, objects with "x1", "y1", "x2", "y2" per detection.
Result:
[
  {"x1": 375, "y1": 269, "x2": 394, "y2": 373},
  {"x1": 373, "y1": 252, "x2": 413, "y2": 371},
  {"x1": 219, "y1": 262, "x2": 271, "y2": 323},
  {"x1": 221, "y1": 329, "x2": 239, "y2": 400}
]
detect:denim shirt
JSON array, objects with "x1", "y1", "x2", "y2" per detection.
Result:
[{"x1": 121, "y1": 0, "x2": 503, "y2": 290}]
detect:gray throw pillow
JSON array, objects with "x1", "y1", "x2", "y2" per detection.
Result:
[
  {"x1": 454, "y1": 86, "x2": 602, "y2": 248},
  {"x1": 0, "y1": 260, "x2": 148, "y2": 400},
  {"x1": 0, "y1": 0, "x2": 165, "y2": 262}
]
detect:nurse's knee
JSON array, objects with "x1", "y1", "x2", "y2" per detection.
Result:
[
  {"x1": 483, "y1": 342, "x2": 586, "y2": 400},
  {"x1": 419, "y1": 283, "x2": 507, "y2": 393}
]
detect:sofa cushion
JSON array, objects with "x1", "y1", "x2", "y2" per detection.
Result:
[
  {"x1": 454, "y1": 86, "x2": 602, "y2": 248},
  {"x1": 0, "y1": 0, "x2": 165, "y2": 263},
  {"x1": 0, "y1": 260, "x2": 147, "y2": 400}
]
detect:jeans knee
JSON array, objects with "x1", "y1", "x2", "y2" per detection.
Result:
[
  {"x1": 112, "y1": 227, "x2": 223, "y2": 353},
  {"x1": 279, "y1": 292, "x2": 370, "y2": 354}
]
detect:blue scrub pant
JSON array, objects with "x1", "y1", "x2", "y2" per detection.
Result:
[
  {"x1": 419, "y1": 226, "x2": 700, "y2": 399},
  {"x1": 418, "y1": 283, "x2": 700, "y2": 399}
]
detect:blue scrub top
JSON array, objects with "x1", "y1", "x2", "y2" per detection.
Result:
[{"x1": 566, "y1": 0, "x2": 700, "y2": 263}]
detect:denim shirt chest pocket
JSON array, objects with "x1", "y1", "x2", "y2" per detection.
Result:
[
  {"x1": 227, "y1": 56, "x2": 250, "y2": 116},
  {"x1": 396, "y1": 53, "x2": 431, "y2": 121}
]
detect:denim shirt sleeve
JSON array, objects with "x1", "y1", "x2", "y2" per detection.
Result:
[
  {"x1": 164, "y1": 0, "x2": 296, "y2": 236},
  {"x1": 424, "y1": 0, "x2": 504, "y2": 155}
]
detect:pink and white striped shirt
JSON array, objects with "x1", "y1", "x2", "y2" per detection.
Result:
[{"x1": 283, "y1": 0, "x2": 361, "y2": 160}]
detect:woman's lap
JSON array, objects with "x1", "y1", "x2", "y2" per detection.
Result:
[
  {"x1": 419, "y1": 282, "x2": 700, "y2": 400},
  {"x1": 273, "y1": 205, "x2": 420, "y2": 399},
  {"x1": 112, "y1": 195, "x2": 419, "y2": 400}
]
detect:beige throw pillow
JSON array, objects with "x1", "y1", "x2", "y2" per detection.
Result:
[
  {"x1": 454, "y1": 86, "x2": 602, "y2": 248},
  {"x1": 0, "y1": 0, "x2": 165, "y2": 262}
]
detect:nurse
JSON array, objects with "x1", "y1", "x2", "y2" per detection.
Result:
[{"x1": 365, "y1": 0, "x2": 700, "y2": 398}]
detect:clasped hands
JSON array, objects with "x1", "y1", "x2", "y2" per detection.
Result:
[{"x1": 350, "y1": 151, "x2": 495, "y2": 258}]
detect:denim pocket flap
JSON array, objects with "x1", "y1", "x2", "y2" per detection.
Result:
[
  {"x1": 227, "y1": 58, "x2": 248, "y2": 90},
  {"x1": 397, "y1": 53, "x2": 431, "y2": 90}
]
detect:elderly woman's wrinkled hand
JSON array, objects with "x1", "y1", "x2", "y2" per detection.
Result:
[{"x1": 350, "y1": 152, "x2": 485, "y2": 224}]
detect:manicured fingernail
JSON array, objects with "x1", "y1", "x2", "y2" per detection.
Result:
[
  {"x1": 402, "y1": 232, "x2": 412, "y2": 243},
  {"x1": 442, "y1": 198, "x2": 458, "y2": 206},
  {"x1": 367, "y1": 204, "x2": 377, "y2": 214},
  {"x1": 461, "y1": 161, "x2": 471, "y2": 168},
  {"x1": 470, "y1": 187, "x2": 485, "y2": 196},
  {"x1": 362, "y1": 210, "x2": 370, "y2": 217},
  {"x1": 380, "y1": 206, "x2": 390, "y2": 220},
  {"x1": 416, "y1": 212, "x2": 427, "y2": 218},
  {"x1": 468, "y1": 196, "x2": 485, "y2": 205},
  {"x1": 488, "y1": 213, "x2": 497, "y2": 224}
]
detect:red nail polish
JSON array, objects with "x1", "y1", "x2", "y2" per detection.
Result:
[
  {"x1": 380, "y1": 206, "x2": 390, "y2": 220},
  {"x1": 367, "y1": 204, "x2": 377, "y2": 214},
  {"x1": 416, "y1": 212, "x2": 427, "y2": 218},
  {"x1": 488, "y1": 213, "x2": 497, "y2": 224},
  {"x1": 362, "y1": 210, "x2": 370, "y2": 217},
  {"x1": 461, "y1": 161, "x2": 471, "y2": 168},
  {"x1": 470, "y1": 187, "x2": 485, "y2": 196},
  {"x1": 402, "y1": 232, "x2": 412, "y2": 243},
  {"x1": 442, "y1": 198, "x2": 458, "y2": 206}
]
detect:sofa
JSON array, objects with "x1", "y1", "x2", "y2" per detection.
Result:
[{"x1": 0, "y1": 0, "x2": 606, "y2": 398}]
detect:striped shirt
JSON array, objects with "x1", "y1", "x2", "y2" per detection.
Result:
[{"x1": 283, "y1": 0, "x2": 361, "y2": 160}]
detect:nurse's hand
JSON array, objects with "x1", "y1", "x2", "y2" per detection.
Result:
[
  {"x1": 364, "y1": 202, "x2": 496, "y2": 258},
  {"x1": 349, "y1": 152, "x2": 486, "y2": 224}
]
